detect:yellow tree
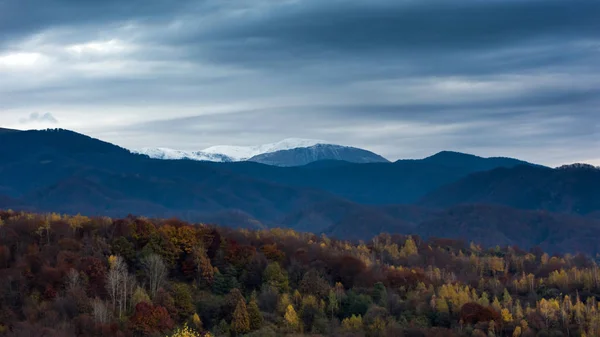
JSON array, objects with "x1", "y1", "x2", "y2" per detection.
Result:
[
  {"x1": 284, "y1": 304, "x2": 300, "y2": 332},
  {"x1": 168, "y1": 323, "x2": 201, "y2": 337},
  {"x1": 192, "y1": 313, "x2": 202, "y2": 331},
  {"x1": 399, "y1": 236, "x2": 418, "y2": 257},
  {"x1": 68, "y1": 213, "x2": 89, "y2": 235},
  {"x1": 37, "y1": 213, "x2": 59, "y2": 245},
  {"x1": 341, "y1": 315, "x2": 363, "y2": 332},
  {"x1": 538, "y1": 298, "x2": 560, "y2": 328},
  {"x1": 501, "y1": 308, "x2": 513, "y2": 323}
]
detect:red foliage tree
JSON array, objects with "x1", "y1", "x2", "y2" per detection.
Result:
[
  {"x1": 79, "y1": 257, "x2": 107, "y2": 297},
  {"x1": 129, "y1": 302, "x2": 174, "y2": 336},
  {"x1": 459, "y1": 302, "x2": 501, "y2": 325}
]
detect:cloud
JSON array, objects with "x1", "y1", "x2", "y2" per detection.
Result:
[
  {"x1": 0, "y1": 0, "x2": 598, "y2": 167},
  {"x1": 19, "y1": 112, "x2": 59, "y2": 124}
]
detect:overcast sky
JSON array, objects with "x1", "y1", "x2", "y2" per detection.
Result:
[{"x1": 1, "y1": 0, "x2": 599, "y2": 166}]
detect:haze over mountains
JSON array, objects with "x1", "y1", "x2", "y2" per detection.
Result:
[{"x1": 1, "y1": 127, "x2": 600, "y2": 255}]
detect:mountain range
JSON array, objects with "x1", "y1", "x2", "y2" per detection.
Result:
[
  {"x1": 133, "y1": 138, "x2": 389, "y2": 166},
  {"x1": 1, "y1": 127, "x2": 599, "y2": 255}
]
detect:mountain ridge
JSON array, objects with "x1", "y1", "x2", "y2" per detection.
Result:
[
  {"x1": 3, "y1": 128, "x2": 599, "y2": 254},
  {"x1": 132, "y1": 138, "x2": 390, "y2": 166},
  {"x1": 419, "y1": 164, "x2": 600, "y2": 215},
  {"x1": 247, "y1": 143, "x2": 390, "y2": 166}
]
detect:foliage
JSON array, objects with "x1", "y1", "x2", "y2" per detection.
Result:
[
  {"x1": 1, "y1": 211, "x2": 600, "y2": 337},
  {"x1": 231, "y1": 298, "x2": 250, "y2": 335}
]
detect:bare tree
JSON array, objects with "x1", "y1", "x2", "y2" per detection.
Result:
[
  {"x1": 141, "y1": 253, "x2": 167, "y2": 299},
  {"x1": 92, "y1": 298, "x2": 111, "y2": 324},
  {"x1": 105, "y1": 255, "x2": 137, "y2": 318},
  {"x1": 106, "y1": 256, "x2": 124, "y2": 313},
  {"x1": 65, "y1": 268, "x2": 80, "y2": 291}
]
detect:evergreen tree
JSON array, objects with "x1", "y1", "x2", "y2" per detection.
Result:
[
  {"x1": 247, "y1": 298, "x2": 263, "y2": 331},
  {"x1": 231, "y1": 299, "x2": 250, "y2": 335},
  {"x1": 263, "y1": 262, "x2": 289, "y2": 293},
  {"x1": 372, "y1": 282, "x2": 388, "y2": 307}
]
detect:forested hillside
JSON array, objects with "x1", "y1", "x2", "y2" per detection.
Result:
[
  {"x1": 2, "y1": 129, "x2": 600, "y2": 255},
  {"x1": 1, "y1": 211, "x2": 599, "y2": 337}
]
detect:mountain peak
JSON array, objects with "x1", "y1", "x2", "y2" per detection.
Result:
[
  {"x1": 202, "y1": 138, "x2": 327, "y2": 161},
  {"x1": 425, "y1": 151, "x2": 483, "y2": 160},
  {"x1": 248, "y1": 143, "x2": 389, "y2": 166}
]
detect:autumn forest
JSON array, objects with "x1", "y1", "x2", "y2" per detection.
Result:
[{"x1": 0, "y1": 211, "x2": 599, "y2": 337}]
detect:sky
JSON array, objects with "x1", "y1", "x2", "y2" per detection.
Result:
[{"x1": 0, "y1": 0, "x2": 599, "y2": 167}]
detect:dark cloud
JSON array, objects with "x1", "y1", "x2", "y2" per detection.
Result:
[
  {"x1": 171, "y1": 0, "x2": 600, "y2": 73},
  {"x1": 0, "y1": 0, "x2": 598, "y2": 166},
  {"x1": 19, "y1": 112, "x2": 59, "y2": 124},
  {"x1": 207, "y1": 0, "x2": 600, "y2": 51}
]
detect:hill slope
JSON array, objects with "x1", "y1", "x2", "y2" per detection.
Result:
[
  {"x1": 209, "y1": 151, "x2": 540, "y2": 204},
  {"x1": 415, "y1": 204, "x2": 600, "y2": 255},
  {"x1": 0, "y1": 129, "x2": 348, "y2": 225},
  {"x1": 3, "y1": 129, "x2": 598, "y2": 255},
  {"x1": 419, "y1": 164, "x2": 600, "y2": 215}
]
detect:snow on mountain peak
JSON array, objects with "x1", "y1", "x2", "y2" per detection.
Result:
[
  {"x1": 202, "y1": 138, "x2": 328, "y2": 161},
  {"x1": 131, "y1": 138, "x2": 334, "y2": 162},
  {"x1": 132, "y1": 147, "x2": 233, "y2": 162}
]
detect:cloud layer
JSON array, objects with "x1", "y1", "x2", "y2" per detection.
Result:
[
  {"x1": 0, "y1": 0, "x2": 598, "y2": 166},
  {"x1": 19, "y1": 112, "x2": 58, "y2": 124}
]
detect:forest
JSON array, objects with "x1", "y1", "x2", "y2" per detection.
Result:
[{"x1": 0, "y1": 210, "x2": 599, "y2": 337}]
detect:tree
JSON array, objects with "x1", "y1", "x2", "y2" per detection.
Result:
[
  {"x1": 300, "y1": 295, "x2": 324, "y2": 332},
  {"x1": 169, "y1": 323, "x2": 202, "y2": 337},
  {"x1": 65, "y1": 268, "x2": 81, "y2": 291},
  {"x1": 141, "y1": 253, "x2": 168, "y2": 299},
  {"x1": 399, "y1": 236, "x2": 418, "y2": 256},
  {"x1": 192, "y1": 313, "x2": 203, "y2": 331},
  {"x1": 263, "y1": 262, "x2": 289, "y2": 293},
  {"x1": 213, "y1": 266, "x2": 240, "y2": 295},
  {"x1": 247, "y1": 298, "x2": 263, "y2": 331},
  {"x1": 327, "y1": 290, "x2": 339, "y2": 319},
  {"x1": 130, "y1": 302, "x2": 174, "y2": 335},
  {"x1": 67, "y1": 213, "x2": 88, "y2": 236},
  {"x1": 225, "y1": 288, "x2": 246, "y2": 322},
  {"x1": 299, "y1": 269, "x2": 329, "y2": 298},
  {"x1": 284, "y1": 304, "x2": 300, "y2": 332},
  {"x1": 37, "y1": 214, "x2": 54, "y2": 245},
  {"x1": 132, "y1": 286, "x2": 151, "y2": 307},
  {"x1": 172, "y1": 283, "x2": 195, "y2": 321},
  {"x1": 341, "y1": 314, "x2": 363, "y2": 332},
  {"x1": 501, "y1": 308, "x2": 513, "y2": 323},
  {"x1": 193, "y1": 245, "x2": 214, "y2": 286},
  {"x1": 372, "y1": 282, "x2": 388, "y2": 307},
  {"x1": 106, "y1": 255, "x2": 136, "y2": 318},
  {"x1": 231, "y1": 299, "x2": 250, "y2": 335},
  {"x1": 91, "y1": 298, "x2": 110, "y2": 324}
]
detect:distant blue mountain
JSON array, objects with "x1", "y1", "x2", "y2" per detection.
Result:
[
  {"x1": 2, "y1": 128, "x2": 600, "y2": 254},
  {"x1": 248, "y1": 144, "x2": 389, "y2": 166}
]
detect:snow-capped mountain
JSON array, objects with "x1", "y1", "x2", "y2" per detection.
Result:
[
  {"x1": 132, "y1": 138, "x2": 389, "y2": 166},
  {"x1": 132, "y1": 147, "x2": 234, "y2": 162},
  {"x1": 202, "y1": 138, "x2": 325, "y2": 161},
  {"x1": 248, "y1": 144, "x2": 390, "y2": 166}
]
